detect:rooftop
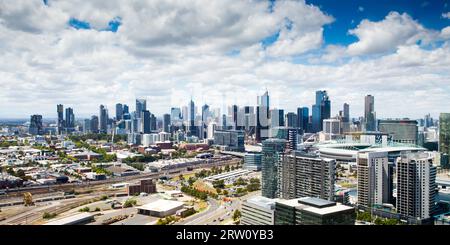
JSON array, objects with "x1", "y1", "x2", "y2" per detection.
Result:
[
  {"x1": 302, "y1": 204, "x2": 354, "y2": 215},
  {"x1": 297, "y1": 197, "x2": 336, "y2": 208},
  {"x1": 44, "y1": 213, "x2": 94, "y2": 225},
  {"x1": 137, "y1": 199, "x2": 184, "y2": 212},
  {"x1": 246, "y1": 196, "x2": 277, "y2": 210}
]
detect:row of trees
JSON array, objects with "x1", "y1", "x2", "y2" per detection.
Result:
[
  {"x1": 122, "y1": 154, "x2": 158, "y2": 164},
  {"x1": 194, "y1": 164, "x2": 240, "y2": 179},
  {"x1": 156, "y1": 215, "x2": 180, "y2": 225},
  {"x1": 180, "y1": 185, "x2": 218, "y2": 200},
  {"x1": 0, "y1": 140, "x2": 20, "y2": 148},
  {"x1": 5, "y1": 167, "x2": 30, "y2": 180}
]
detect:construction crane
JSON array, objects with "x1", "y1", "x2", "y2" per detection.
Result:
[{"x1": 23, "y1": 192, "x2": 33, "y2": 206}]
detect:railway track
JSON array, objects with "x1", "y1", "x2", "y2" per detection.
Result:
[
  {"x1": 5, "y1": 190, "x2": 122, "y2": 225},
  {"x1": 1, "y1": 159, "x2": 241, "y2": 198}
]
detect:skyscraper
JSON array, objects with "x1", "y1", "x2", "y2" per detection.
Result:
[
  {"x1": 201, "y1": 104, "x2": 210, "y2": 138},
  {"x1": 83, "y1": 119, "x2": 91, "y2": 134},
  {"x1": 396, "y1": 153, "x2": 437, "y2": 222},
  {"x1": 297, "y1": 107, "x2": 309, "y2": 133},
  {"x1": 424, "y1": 113, "x2": 434, "y2": 128},
  {"x1": 279, "y1": 151, "x2": 335, "y2": 201},
  {"x1": 256, "y1": 90, "x2": 270, "y2": 142},
  {"x1": 188, "y1": 99, "x2": 197, "y2": 136},
  {"x1": 232, "y1": 105, "x2": 239, "y2": 129},
  {"x1": 65, "y1": 107, "x2": 75, "y2": 132},
  {"x1": 285, "y1": 112, "x2": 298, "y2": 128},
  {"x1": 244, "y1": 106, "x2": 256, "y2": 135},
  {"x1": 171, "y1": 107, "x2": 182, "y2": 121},
  {"x1": 150, "y1": 113, "x2": 157, "y2": 131},
  {"x1": 116, "y1": 103, "x2": 123, "y2": 121},
  {"x1": 29, "y1": 115, "x2": 43, "y2": 135},
  {"x1": 343, "y1": 103, "x2": 350, "y2": 123},
  {"x1": 201, "y1": 104, "x2": 209, "y2": 123},
  {"x1": 357, "y1": 151, "x2": 393, "y2": 210},
  {"x1": 163, "y1": 113, "x2": 171, "y2": 133},
  {"x1": 142, "y1": 110, "x2": 151, "y2": 133},
  {"x1": 261, "y1": 138, "x2": 286, "y2": 198},
  {"x1": 272, "y1": 127, "x2": 298, "y2": 150},
  {"x1": 364, "y1": 95, "x2": 376, "y2": 131},
  {"x1": 99, "y1": 105, "x2": 108, "y2": 134},
  {"x1": 312, "y1": 90, "x2": 330, "y2": 132},
  {"x1": 257, "y1": 90, "x2": 270, "y2": 111},
  {"x1": 270, "y1": 109, "x2": 284, "y2": 129},
  {"x1": 439, "y1": 113, "x2": 450, "y2": 168},
  {"x1": 57, "y1": 104, "x2": 64, "y2": 135},
  {"x1": 90, "y1": 115, "x2": 99, "y2": 133},
  {"x1": 135, "y1": 99, "x2": 146, "y2": 118},
  {"x1": 123, "y1": 104, "x2": 129, "y2": 114}
]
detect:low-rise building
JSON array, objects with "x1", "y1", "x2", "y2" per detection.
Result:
[
  {"x1": 274, "y1": 197, "x2": 355, "y2": 225},
  {"x1": 128, "y1": 178, "x2": 157, "y2": 196},
  {"x1": 137, "y1": 199, "x2": 184, "y2": 217},
  {"x1": 241, "y1": 196, "x2": 276, "y2": 225}
]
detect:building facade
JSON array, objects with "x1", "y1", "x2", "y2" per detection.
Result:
[
  {"x1": 439, "y1": 113, "x2": 450, "y2": 168},
  {"x1": 213, "y1": 130, "x2": 245, "y2": 152},
  {"x1": 241, "y1": 196, "x2": 276, "y2": 225},
  {"x1": 357, "y1": 151, "x2": 393, "y2": 210},
  {"x1": 396, "y1": 153, "x2": 437, "y2": 222},
  {"x1": 279, "y1": 152, "x2": 335, "y2": 201},
  {"x1": 261, "y1": 139, "x2": 286, "y2": 198},
  {"x1": 274, "y1": 197, "x2": 355, "y2": 225},
  {"x1": 378, "y1": 119, "x2": 418, "y2": 145}
]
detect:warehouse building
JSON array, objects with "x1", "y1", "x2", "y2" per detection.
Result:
[{"x1": 137, "y1": 199, "x2": 184, "y2": 217}]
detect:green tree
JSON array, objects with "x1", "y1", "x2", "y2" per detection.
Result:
[
  {"x1": 123, "y1": 198, "x2": 137, "y2": 208},
  {"x1": 356, "y1": 211, "x2": 372, "y2": 222},
  {"x1": 374, "y1": 217, "x2": 383, "y2": 225},
  {"x1": 42, "y1": 212, "x2": 57, "y2": 219},
  {"x1": 212, "y1": 180, "x2": 225, "y2": 189},
  {"x1": 234, "y1": 177, "x2": 247, "y2": 186},
  {"x1": 79, "y1": 207, "x2": 90, "y2": 212},
  {"x1": 222, "y1": 190, "x2": 229, "y2": 196},
  {"x1": 188, "y1": 177, "x2": 196, "y2": 186},
  {"x1": 232, "y1": 209, "x2": 241, "y2": 221}
]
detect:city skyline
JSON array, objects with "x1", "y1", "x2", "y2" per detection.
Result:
[{"x1": 0, "y1": 0, "x2": 449, "y2": 119}]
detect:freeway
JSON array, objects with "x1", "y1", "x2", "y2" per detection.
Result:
[
  {"x1": 176, "y1": 191, "x2": 261, "y2": 225},
  {"x1": 176, "y1": 198, "x2": 221, "y2": 225}
]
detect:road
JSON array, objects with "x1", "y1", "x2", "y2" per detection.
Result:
[
  {"x1": 176, "y1": 198, "x2": 220, "y2": 225},
  {"x1": 176, "y1": 191, "x2": 261, "y2": 225}
]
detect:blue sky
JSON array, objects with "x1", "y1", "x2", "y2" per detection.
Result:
[
  {"x1": 309, "y1": 0, "x2": 449, "y2": 45},
  {"x1": 257, "y1": 0, "x2": 450, "y2": 48}
]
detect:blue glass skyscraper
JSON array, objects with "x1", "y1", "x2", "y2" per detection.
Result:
[{"x1": 312, "y1": 90, "x2": 330, "y2": 132}]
